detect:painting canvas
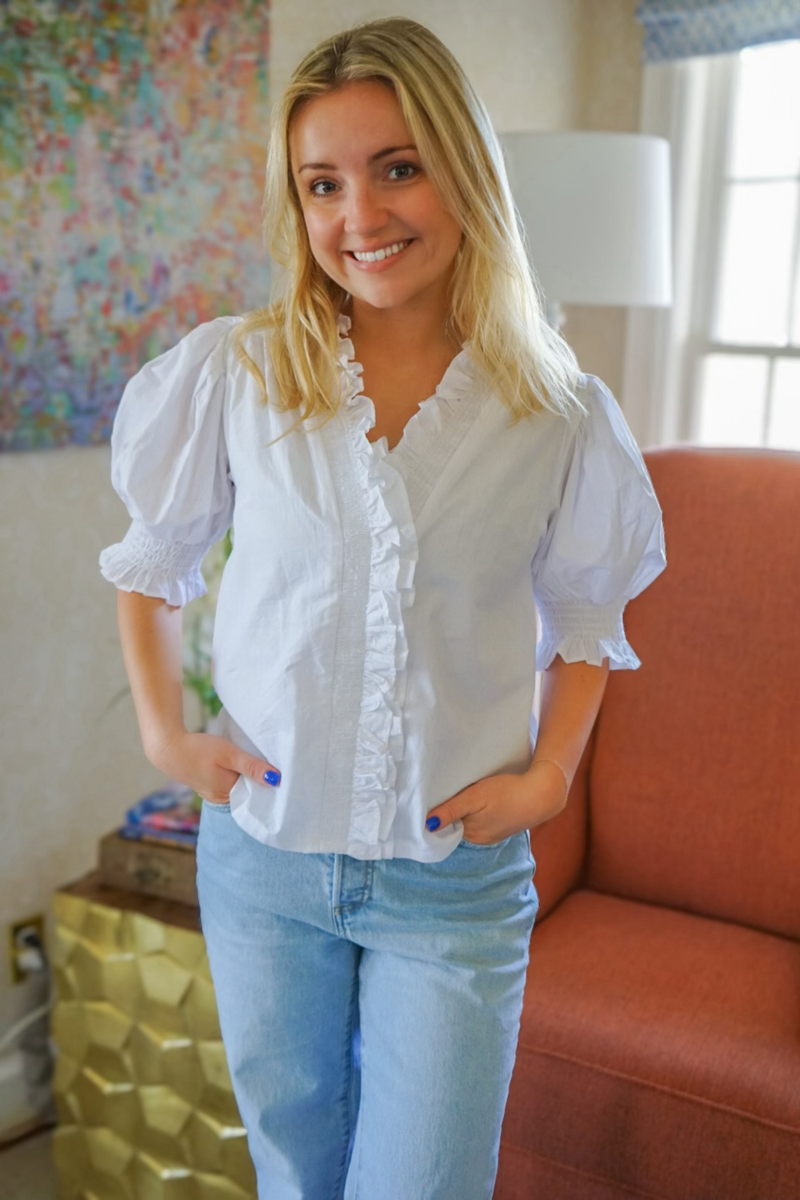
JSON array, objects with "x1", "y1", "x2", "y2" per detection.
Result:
[{"x1": 0, "y1": 0, "x2": 270, "y2": 451}]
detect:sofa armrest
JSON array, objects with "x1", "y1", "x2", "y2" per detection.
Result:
[{"x1": 528, "y1": 729, "x2": 593, "y2": 921}]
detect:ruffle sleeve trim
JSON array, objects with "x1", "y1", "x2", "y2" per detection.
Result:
[
  {"x1": 99, "y1": 521, "x2": 209, "y2": 607},
  {"x1": 535, "y1": 601, "x2": 642, "y2": 671},
  {"x1": 335, "y1": 314, "x2": 419, "y2": 847}
]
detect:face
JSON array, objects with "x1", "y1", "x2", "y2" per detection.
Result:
[{"x1": 288, "y1": 79, "x2": 463, "y2": 318}]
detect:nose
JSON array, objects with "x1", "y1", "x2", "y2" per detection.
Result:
[{"x1": 343, "y1": 180, "x2": 391, "y2": 237}]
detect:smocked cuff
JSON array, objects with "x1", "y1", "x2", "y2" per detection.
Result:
[
  {"x1": 535, "y1": 599, "x2": 641, "y2": 671},
  {"x1": 99, "y1": 521, "x2": 209, "y2": 607}
]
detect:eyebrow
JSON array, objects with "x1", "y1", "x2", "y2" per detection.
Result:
[{"x1": 297, "y1": 144, "x2": 418, "y2": 173}]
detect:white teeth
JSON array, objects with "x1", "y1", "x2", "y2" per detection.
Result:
[{"x1": 352, "y1": 240, "x2": 409, "y2": 262}]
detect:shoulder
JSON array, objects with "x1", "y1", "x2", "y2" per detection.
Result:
[
  {"x1": 221, "y1": 314, "x2": 277, "y2": 384},
  {"x1": 577, "y1": 372, "x2": 619, "y2": 414},
  {"x1": 175, "y1": 314, "x2": 245, "y2": 370},
  {"x1": 567, "y1": 373, "x2": 613, "y2": 425},
  {"x1": 567, "y1": 373, "x2": 643, "y2": 461},
  {"x1": 131, "y1": 315, "x2": 245, "y2": 392},
  {"x1": 114, "y1": 316, "x2": 249, "y2": 443},
  {"x1": 562, "y1": 374, "x2": 660, "y2": 510}
]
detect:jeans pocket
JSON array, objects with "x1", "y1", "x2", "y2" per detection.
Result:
[
  {"x1": 460, "y1": 835, "x2": 512, "y2": 850},
  {"x1": 202, "y1": 799, "x2": 232, "y2": 813}
]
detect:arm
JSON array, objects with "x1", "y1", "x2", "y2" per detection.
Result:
[
  {"x1": 117, "y1": 590, "x2": 185, "y2": 763},
  {"x1": 524, "y1": 653, "x2": 610, "y2": 819},
  {"x1": 116, "y1": 589, "x2": 281, "y2": 803}
]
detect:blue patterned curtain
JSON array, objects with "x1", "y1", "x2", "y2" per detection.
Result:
[{"x1": 636, "y1": 1, "x2": 800, "y2": 63}]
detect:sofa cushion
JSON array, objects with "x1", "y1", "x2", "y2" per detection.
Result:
[
  {"x1": 586, "y1": 448, "x2": 800, "y2": 941},
  {"x1": 499, "y1": 888, "x2": 800, "y2": 1200},
  {"x1": 496, "y1": 1142, "x2": 654, "y2": 1200}
]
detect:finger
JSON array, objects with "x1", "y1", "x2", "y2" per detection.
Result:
[
  {"x1": 195, "y1": 762, "x2": 239, "y2": 805},
  {"x1": 424, "y1": 798, "x2": 469, "y2": 832},
  {"x1": 227, "y1": 748, "x2": 282, "y2": 788},
  {"x1": 201, "y1": 788, "x2": 235, "y2": 805}
]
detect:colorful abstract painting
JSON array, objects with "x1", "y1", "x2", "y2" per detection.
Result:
[{"x1": 0, "y1": 0, "x2": 270, "y2": 451}]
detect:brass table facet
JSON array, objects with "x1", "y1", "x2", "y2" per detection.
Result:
[{"x1": 52, "y1": 883, "x2": 257, "y2": 1200}]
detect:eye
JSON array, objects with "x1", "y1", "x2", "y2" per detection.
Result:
[
  {"x1": 387, "y1": 162, "x2": 419, "y2": 181},
  {"x1": 308, "y1": 178, "x2": 337, "y2": 197}
]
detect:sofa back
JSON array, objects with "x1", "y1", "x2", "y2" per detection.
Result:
[{"x1": 585, "y1": 446, "x2": 800, "y2": 941}]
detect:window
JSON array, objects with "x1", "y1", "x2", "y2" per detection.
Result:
[
  {"x1": 696, "y1": 40, "x2": 800, "y2": 449},
  {"x1": 622, "y1": 39, "x2": 800, "y2": 452}
]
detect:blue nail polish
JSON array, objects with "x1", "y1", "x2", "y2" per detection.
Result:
[
  {"x1": 426, "y1": 816, "x2": 440, "y2": 831},
  {"x1": 264, "y1": 770, "x2": 281, "y2": 786}
]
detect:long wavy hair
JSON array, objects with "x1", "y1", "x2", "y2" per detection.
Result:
[{"x1": 232, "y1": 16, "x2": 587, "y2": 437}]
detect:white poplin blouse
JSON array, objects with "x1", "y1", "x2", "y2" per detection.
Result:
[{"x1": 100, "y1": 313, "x2": 667, "y2": 862}]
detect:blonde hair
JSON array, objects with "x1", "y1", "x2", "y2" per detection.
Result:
[{"x1": 233, "y1": 16, "x2": 587, "y2": 438}]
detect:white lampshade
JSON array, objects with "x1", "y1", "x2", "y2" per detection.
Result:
[{"x1": 499, "y1": 131, "x2": 673, "y2": 310}]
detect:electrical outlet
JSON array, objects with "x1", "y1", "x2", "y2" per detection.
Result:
[{"x1": 8, "y1": 914, "x2": 46, "y2": 984}]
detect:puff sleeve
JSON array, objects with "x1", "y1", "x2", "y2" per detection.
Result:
[
  {"x1": 531, "y1": 373, "x2": 667, "y2": 671},
  {"x1": 99, "y1": 317, "x2": 238, "y2": 607}
]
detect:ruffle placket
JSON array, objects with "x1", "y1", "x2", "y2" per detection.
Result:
[{"x1": 336, "y1": 314, "x2": 419, "y2": 847}]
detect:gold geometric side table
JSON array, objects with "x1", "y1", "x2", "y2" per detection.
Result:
[{"x1": 51, "y1": 872, "x2": 256, "y2": 1200}]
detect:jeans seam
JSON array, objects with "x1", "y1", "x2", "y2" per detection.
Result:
[
  {"x1": 331, "y1": 855, "x2": 346, "y2": 936},
  {"x1": 330, "y1": 946, "x2": 360, "y2": 1200},
  {"x1": 350, "y1": 996, "x2": 365, "y2": 1200}
]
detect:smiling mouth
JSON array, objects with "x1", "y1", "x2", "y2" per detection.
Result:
[{"x1": 346, "y1": 239, "x2": 413, "y2": 263}]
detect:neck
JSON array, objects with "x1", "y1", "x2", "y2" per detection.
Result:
[{"x1": 345, "y1": 285, "x2": 462, "y2": 357}]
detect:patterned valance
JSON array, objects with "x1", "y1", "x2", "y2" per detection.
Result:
[{"x1": 636, "y1": 1, "x2": 800, "y2": 63}]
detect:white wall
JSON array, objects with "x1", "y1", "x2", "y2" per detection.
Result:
[
  {"x1": 271, "y1": 0, "x2": 585, "y2": 129},
  {"x1": 0, "y1": 0, "x2": 644, "y2": 1044},
  {"x1": 0, "y1": 445, "x2": 167, "y2": 1057}
]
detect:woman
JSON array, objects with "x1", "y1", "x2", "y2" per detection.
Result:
[{"x1": 100, "y1": 16, "x2": 667, "y2": 1199}]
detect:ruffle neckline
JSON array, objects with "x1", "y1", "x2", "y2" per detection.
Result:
[
  {"x1": 336, "y1": 311, "x2": 475, "y2": 415},
  {"x1": 335, "y1": 312, "x2": 483, "y2": 523}
]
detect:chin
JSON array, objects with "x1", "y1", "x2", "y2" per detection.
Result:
[{"x1": 350, "y1": 279, "x2": 424, "y2": 308}]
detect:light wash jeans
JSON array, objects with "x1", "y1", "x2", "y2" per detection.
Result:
[{"x1": 196, "y1": 800, "x2": 539, "y2": 1200}]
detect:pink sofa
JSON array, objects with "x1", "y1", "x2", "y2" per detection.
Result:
[{"x1": 496, "y1": 446, "x2": 800, "y2": 1200}]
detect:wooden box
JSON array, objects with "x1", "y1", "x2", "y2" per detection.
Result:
[{"x1": 97, "y1": 830, "x2": 198, "y2": 907}]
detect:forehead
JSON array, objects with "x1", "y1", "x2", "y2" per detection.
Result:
[{"x1": 289, "y1": 80, "x2": 412, "y2": 165}]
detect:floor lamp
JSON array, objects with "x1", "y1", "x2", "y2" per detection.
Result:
[{"x1": 499, "y1": 131, "x2": 673, "y2": 332}]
